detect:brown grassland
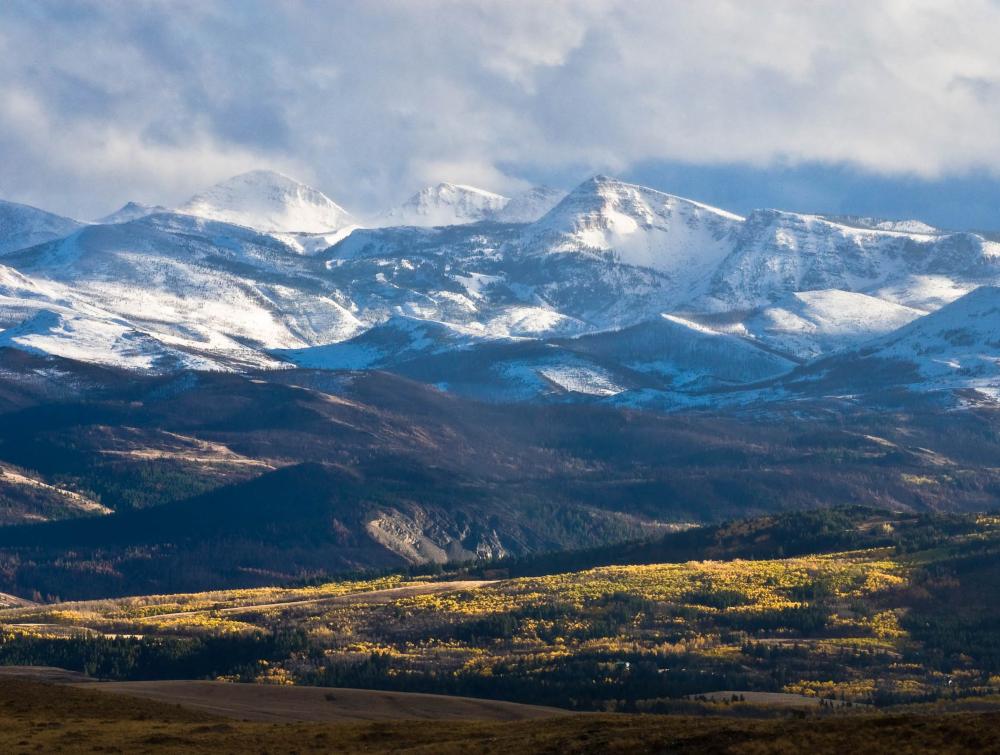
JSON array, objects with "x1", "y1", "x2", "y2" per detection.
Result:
[{"x1": 1, "y1": 678, "x2": 1000, "y2": 754}]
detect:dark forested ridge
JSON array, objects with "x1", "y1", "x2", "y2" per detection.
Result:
[{"x1": 0, "y1": 350, "x2": 999, "y2": 597}]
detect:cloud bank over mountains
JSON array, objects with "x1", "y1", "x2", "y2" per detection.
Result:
[{"x1": 4, "y1": 1, "x2": 1000, "y2": 219}]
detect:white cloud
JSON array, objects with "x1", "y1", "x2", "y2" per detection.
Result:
[{"x1": 2, "y1": 0, "x2": 1000, "y2": 217}]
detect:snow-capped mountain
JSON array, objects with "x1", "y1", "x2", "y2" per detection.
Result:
[
  {"x1": 1, "y1": 170, "x2": 999, "y2": 408},
  {"x1": 522, "y1": 176, "x2": 743, "y2": 298},
  {"x1": 328, "y1": 214, "x2": 672, "y2": 334},
  {"x1": 177, "y1": 169, "x2": 355, "y2": 233},
  {"x1": 95, "y1": 201, "x2": 170, "y2": 224},
  {"x1": 377, "y1": 183, "x2": 509, "y2": 227},
  {"x1": 0, "y1": 200, "x2": 83, "y2": 256},
  {"x1": 494, "y1": 186, "x2": 566, "y2": 223}
]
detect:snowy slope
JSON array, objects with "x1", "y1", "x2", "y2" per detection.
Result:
[
  {"x1": 563, "y1": 313, "x2": 796, "y2": 389},
  {"x1": 768, "y1": 285, "x2": 1000, "y2": 405},
  {"x1": 693, "y1": 289, "x2": 928, "y2": 360},
  {"x1": 0, "y1": 260, "x2": 251, "y2": 372},
  {"x1": 0, "y1": 200, "x2": 83, "y2": 256},
  {"x1": 494, "y1": 186, "x2": 566, "y2": 223},
  {"x1": 377, "y1": 183, "x2": 509, "y2": 227},
  {"x1": 178, "y1": 170, "x2": 355, "y2": 233},
  {"x1": 1, "y1": 212, "x2": 363, "y2": 371},
  {"x1": 0, "y1": 309, "x2": 230, "y2": 372},
  {"x1": 871, "y1": 275, "x2": 978, "y2": 312},
  {"x1": 0, "y1": 263, "x2": 66, "y2": 332},
  {"x1": 861, "y1": 285, "x2": 1000, "y2": 384},
  {"x1": 279, "y1": 316, "x2": 484, "y2": 370},
  {"x1": 268, "y1": 228, "x2": 358, "y2": 256}
]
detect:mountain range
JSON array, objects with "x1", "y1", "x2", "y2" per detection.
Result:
[
  {"x1": 0, "y1": 169, "x2": 998, "y2": 409},
  {"x1": 0, "y1": 168, "x2": 999, "y2": 584}
]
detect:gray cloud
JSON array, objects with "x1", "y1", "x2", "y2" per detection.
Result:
[{"x1": 2, "y1": 0, "x2": 1000, "y2": 218}]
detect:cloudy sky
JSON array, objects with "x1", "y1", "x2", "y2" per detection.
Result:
[{"x1": 3, "y1": 0, "x2": 1000, "y2": 227}]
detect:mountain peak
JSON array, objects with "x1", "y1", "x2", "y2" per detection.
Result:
[
  {"x1": 527, "y1": 176, "x2": 743, "y2": 278},
  {"x1": 377, "y1": 183, "x2": 509, "y2": 227},
  {"x1": 429, "y1": 181, "x2": 495, "y2": 195},
  {"x1": 95, "y1": 201, "x2": 169, "y2": 225},
  {"x1": 564, "y1": 174, "x2": 623, "y2": 198},
  {"x1": 177, "y1": 170, "x2": 354, "y2": 233},
  {"x1": 223, "y1": 169, "x2": 318, "y2": 192},
  {"x1": 556, "y1": 176, "x2": 742, "y2": 218}
]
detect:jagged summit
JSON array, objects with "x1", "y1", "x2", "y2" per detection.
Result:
[
  {"x1": 177, "y1": 169, "x2": 355, "y2": 233},
  {"x1": 377, "y1": 182, "x2": 509, "y2": 227}
]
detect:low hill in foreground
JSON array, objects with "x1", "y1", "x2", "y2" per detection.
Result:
[{"x1": 1, "y1": 662, "x2": 999, "y2": 753}]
